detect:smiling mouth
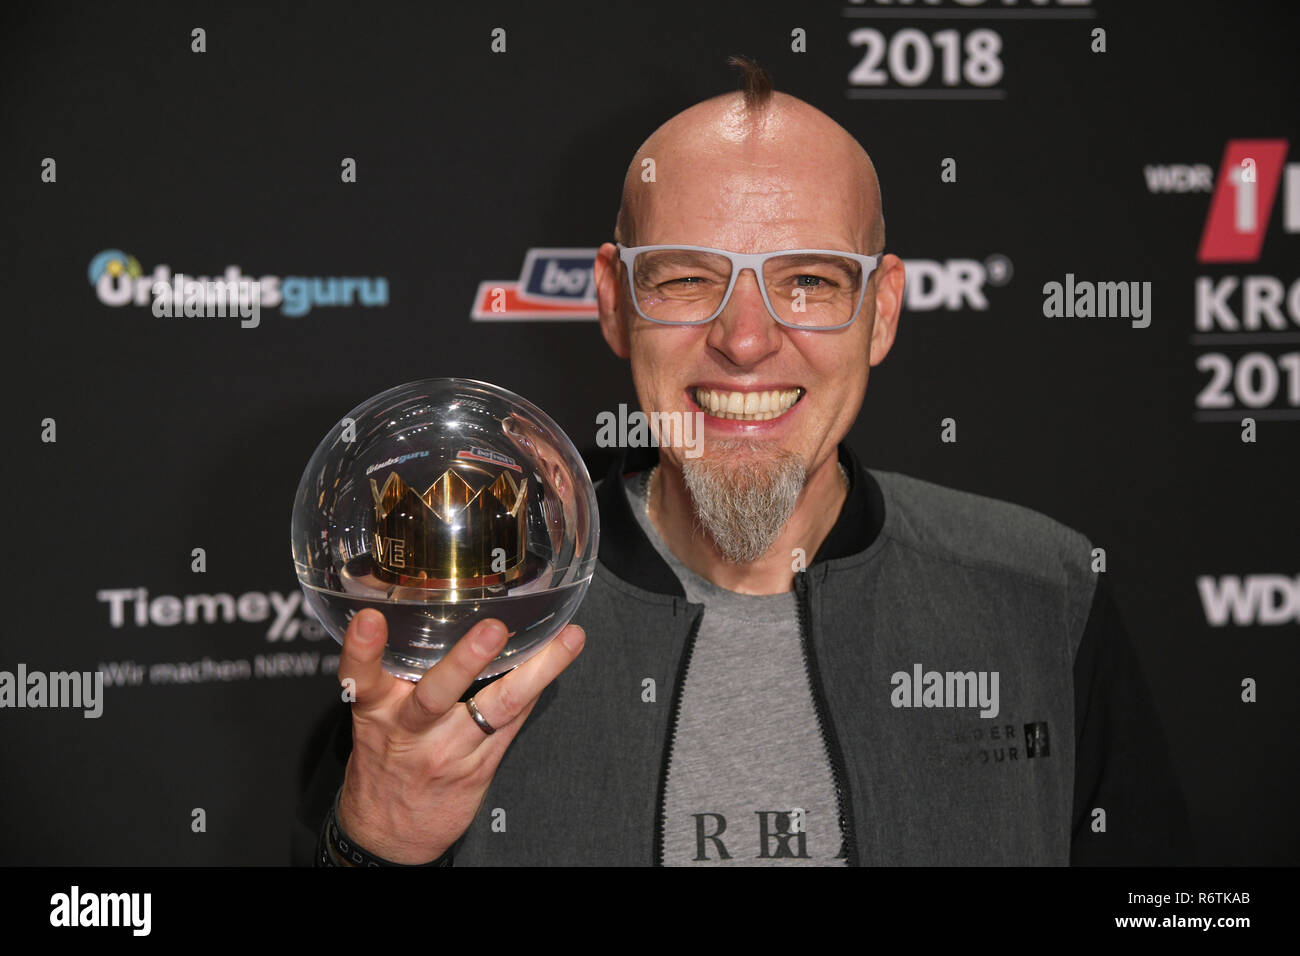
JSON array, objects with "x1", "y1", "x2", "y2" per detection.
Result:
[{"x1": 692, "y1": 386, "x2": 805, "y2": 421}]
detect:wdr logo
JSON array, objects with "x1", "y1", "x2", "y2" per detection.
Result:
[{"x1": 1197, "y1": 574, "x2": 1300, "y2": 626}]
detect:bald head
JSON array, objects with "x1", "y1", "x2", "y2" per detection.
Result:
[{"x1": 614, "y1": 89, "x2": 885, "y2": 255}]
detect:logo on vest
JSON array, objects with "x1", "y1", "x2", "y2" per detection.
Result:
[
  {"x1": 945, "y1": 719, "x2": 1052, "y2": 766},
  {"x1": 689, "y1": 811, "x2": 845, "y2": 862}
]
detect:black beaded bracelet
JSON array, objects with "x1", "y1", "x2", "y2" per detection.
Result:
[{"x1": 321, "y1": 787, "x2": 453, "y2": 867}]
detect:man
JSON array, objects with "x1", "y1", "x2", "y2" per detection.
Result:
[{"x1": 296, "y1": 60, "x2": 1193, "y2": 866}]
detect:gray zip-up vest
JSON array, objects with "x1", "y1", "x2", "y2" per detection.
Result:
[{"x1": 296, "y1": 443, "x2": 1194, "y2": 866}]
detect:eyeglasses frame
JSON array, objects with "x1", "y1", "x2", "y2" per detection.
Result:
[{"x1": 614, "y1": 242, "x2": 881, "y2": 331}]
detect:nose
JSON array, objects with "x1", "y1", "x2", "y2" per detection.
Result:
[{"x1": 705, "y1": 267, "x2": 783, "y2": 367}]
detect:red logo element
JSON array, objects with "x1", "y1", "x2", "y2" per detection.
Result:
[
  {"x1": 457, "y1": 447, "x2": 522, "y2": 473},
  {"x1": 1197, "y1": 139, "x2": 1289, "y2": 263}
]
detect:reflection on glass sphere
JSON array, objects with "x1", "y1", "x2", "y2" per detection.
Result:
[{"x1": 291, "y1": 379, "x2": 599, "y2": 682}]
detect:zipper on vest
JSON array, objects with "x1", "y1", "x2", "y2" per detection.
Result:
[
  {"x1": 795, "y1": 569, "x2": 858, "y2": 865},
  {"x1": 653, "y1": 608, "x2": 703, "y2": 866}
]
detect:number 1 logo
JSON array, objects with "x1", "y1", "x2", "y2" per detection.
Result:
[{"x1": 1197, "y1": 139, "x2": 1297, "y2": 263}]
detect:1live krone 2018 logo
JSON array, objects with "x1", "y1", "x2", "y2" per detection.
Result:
[{"x1": 1192, "y1": 139, "x2": 1300, "y2": 422}]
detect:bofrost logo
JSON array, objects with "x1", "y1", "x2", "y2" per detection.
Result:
[
  {"x1": 471, "y1": 248, "x2": 600, "y2": 320},
  {"x1": 1197, "y1": 574, "x2": 1300, "y2": 626}
]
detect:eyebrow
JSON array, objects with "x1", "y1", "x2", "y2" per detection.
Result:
[
  {"x1": 766, "y1": 253, "x2": 859, "y2": 266},
  {"x1": 638, "y1": 250, "x2": 728, "y2": 265},
  {"x1": 633, "y1": 252, "x2": 730, "y2": 280}
]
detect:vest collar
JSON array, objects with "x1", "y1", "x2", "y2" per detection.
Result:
[{"x1": 594, "y1": 442, "x2": 886, "y2": 597}]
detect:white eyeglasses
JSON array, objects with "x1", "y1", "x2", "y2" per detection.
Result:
[{"x1": 616, "y1": 243, "x2": 879, "y2": 330}]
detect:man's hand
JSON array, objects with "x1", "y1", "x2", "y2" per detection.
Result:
[{"x1": 335, "y1": 608, "x2": 585, "y2": 863}]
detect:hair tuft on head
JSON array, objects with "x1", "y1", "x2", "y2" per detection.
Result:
[{"x1": 726, "y1": 54, "x2": 773, "y2": 111}]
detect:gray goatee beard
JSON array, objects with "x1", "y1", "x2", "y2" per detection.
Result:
[{"x1": 680, "y1": 440, "x2": 807, "y2": 564}]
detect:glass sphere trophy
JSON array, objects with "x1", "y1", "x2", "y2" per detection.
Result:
[{"x1": 291, "y1": 379, "x2": 599, "y2": 682}]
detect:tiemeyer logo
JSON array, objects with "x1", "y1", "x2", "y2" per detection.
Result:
[
  {"x1": 1197, "y1": 574, "x2": 1300, "y2": 626},
  {"x1": 97, "y1": 587, "x2": 324, "y2": 640},
  {"x1": 94, "y1": 587, "x2": 341, "y2": 689},
  {"x1": 88, "y1": 249, "x2": 390, "y2": 319},
  {"x1": 470, "y1": 248, "x2": 1011, "y2": 320},
  {"x1": 1182, "y1": 140, "x2": 1300, "y2": 422}
]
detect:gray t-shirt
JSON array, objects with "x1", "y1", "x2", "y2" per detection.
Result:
[{"x1": 624, "y1": 471, "x2": 846, "y2": 866}]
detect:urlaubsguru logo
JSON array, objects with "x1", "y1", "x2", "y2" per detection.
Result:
[{"x1": 88, "y1": 249, "x2": 391, "y2": 323}]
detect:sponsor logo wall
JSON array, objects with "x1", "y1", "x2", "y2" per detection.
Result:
[{"x1": 4, "y1": 0, "x2": 1295, "y2": 865}]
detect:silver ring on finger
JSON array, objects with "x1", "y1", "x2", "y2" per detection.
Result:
[{"x1": 465, "y1": 696, "x2": 496, "y2": 736}]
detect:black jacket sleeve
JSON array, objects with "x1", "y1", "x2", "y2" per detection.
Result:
[
  {"x1": 292, "y1": 702, "x2": 353, "y2": 867},
  {"x1": 1070, "y1": 574, "x2": 1197, "y2": 865}
]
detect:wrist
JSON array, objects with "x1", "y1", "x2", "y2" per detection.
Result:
[{"x1": 328, "y1": 786, "x2": 453, "y2": 867}]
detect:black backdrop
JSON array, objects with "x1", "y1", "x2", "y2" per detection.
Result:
[{"x1": 2, "y1": 0, "x2": 1296, "y2": 866}]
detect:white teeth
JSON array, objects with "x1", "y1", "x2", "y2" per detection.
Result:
[{"x1": 694, "y1": 387, "x2": 802, "y2": 421}]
